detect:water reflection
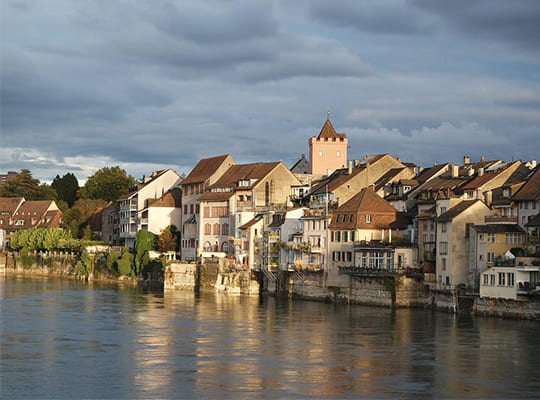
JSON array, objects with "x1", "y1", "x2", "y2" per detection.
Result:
[{"x1": 1, "y1": 276, "x2": 539, "y2": 399}]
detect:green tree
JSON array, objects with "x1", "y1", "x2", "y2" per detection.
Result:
[
  {"x1": 79, "y1": 166, "x2": 136, "y2": 202},
  {"x1": 61, "y1": 198, "x2": 107, "y2": 238},
  {"x1": 157, "y1": 225, "x2": 179, "y2": 252},
  {"x1": 0, "y1": 169, "x2": 40, "y2": 199},
  {"x1": 52, "y1": 173, "x2": 79, "y2": 207},
  {"x1": 117, "y1": 250, "x2": 134, "y2": 276},
  {"x1": 135, "y1": 230, "x2": 156, "y2": 276}
]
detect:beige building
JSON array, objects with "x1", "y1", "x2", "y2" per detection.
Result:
[
  {"x1": 180, "y1": 154, "x2": 236, "y2": 261},
  {"x1": 308, "y1": 118, "x2": 348, "y2": 176},
  {"x1": 435, "y1": 200, "x2": 493, "y2": 291}
]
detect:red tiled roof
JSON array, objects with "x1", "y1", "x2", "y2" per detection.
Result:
[
  {"x1": 513, "y1": 167, "x2": 540, "y2": 201},
  {"x1": 0, "y1": 197, "x2": 24, "y2": 213},
  {"x1": 329, "y1": 188, "x2": 397, "y2": 230},
  {"x1": 148, "y1": 187, "x2": 182, "y2": 207},
  {"x1": 416, "y1": 164, "x2": 449, "y2": 184},
  {"x1": 11, "y1": 200, "x2": 60, "y2": 229},
  {"x1": 182, "y1": 155, "x2": 234, "y2": 185},
  {"x1": 211, "y1": 162, "x2": 281, "y2": 189}
]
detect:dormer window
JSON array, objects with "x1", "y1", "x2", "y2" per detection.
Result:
[
  {"x1": 15, "y1": 220, "x2": 24, "y2": 226},
  {"x1": 365, "y1": 214, "x2": 371, "y2": 223},
  {"x1": 238, "y1": 179, "x2": 250, "y2": 187}
]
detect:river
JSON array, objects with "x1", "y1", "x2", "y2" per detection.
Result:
[{"x1": 1, "y1": 276, "x2": 539, "y2": 399}]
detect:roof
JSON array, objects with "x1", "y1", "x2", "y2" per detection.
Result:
[
  {"x1": 182, "y1": 155, "x2": 233, "y2": 185},
  {"x1": 472, "y1": 224, "x2": 525, "y2": 233},
  {"x1": 118, "y1": 168, "x2": 177, "y2": 200},
  {"x1": 389, "y1": 212, "x2": 413, "y2": 230},
  {"x1": 437, "y1": 200, "x2": 482, "y2": 222},
  {"x1": 268, "y1": 213, "x2": 285, "y2": 228},
  {"x1": 211, "y1": 162, "x2": 281, "y2": 189},
  {"x1": 418, "y1": 176, "x2": 468, "y2": 193},
  {"x1": 373, "y1": 168, "x2": 405, "y2": 191},
  {"x1": 316, "y1": 119, "x2": 347, "y2": 140},
  {"x1": 329, "y1": 188, "x2": 397, "y2": 230},
  {"x1": 198, "y1": 191, "x2": 235, "y2": 201},
  {"x1": 416, "y1": 164, "x2": 449, "y2": 184},
  {"x1": 461, "y1": 162, "x2": 520, "y2": 191},
  {"x1": 526, "y1": 213, "x2": 540, "y2": 227},
  {"x1": 0, "y1": 197, "x2": 24, "y2": 213},
  {"x1": 513, "y1": 167, "x2": 540, "y2": 201},
  {"x1": 239, "y1": 216, "x2": 263, "y2": 230},
  {"x1": 290, "y1": 154, "x2": 309, "y2": 174},
  {"x1": 416, "y1": 206, "x2": 437, "y2": 219},
  {"x1": 9, "y1": 200, "x2": 61, "y2": 229},
  {"x1": 148, "y1": 187, "x2": 182, "y2": 208},
  {"x1": 310, "y1": 166, "x2": 366, "y2": 195}
]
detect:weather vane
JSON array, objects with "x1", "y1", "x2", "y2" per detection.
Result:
[{"x1": 327, "y1": 109, "x2": 330, "y2": 120}]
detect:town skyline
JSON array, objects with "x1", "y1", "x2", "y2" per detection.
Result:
[{"x1": 2, "y1": 1, "x2": 540, "y2": 182}]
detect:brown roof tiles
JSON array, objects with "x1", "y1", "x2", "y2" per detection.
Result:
[
  {"x1": 513, "y1": 167, "x2": 540, "y2": 201},
  {"x1": 182, "y1": 155, "x2": 234, "y2": 185}
]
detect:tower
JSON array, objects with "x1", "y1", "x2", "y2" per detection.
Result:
[{"x1": 309, "y1": 117, "x2": 348, "y2": 175}]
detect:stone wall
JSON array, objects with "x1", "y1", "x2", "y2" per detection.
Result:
[
  {"x1": 164, "y1": 263, "x2": 197, "y2": 290},
  {"x1": 474, "y1": 297, "x2": 540, "y2": 320}
]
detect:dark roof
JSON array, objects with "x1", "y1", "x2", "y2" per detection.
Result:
[
  {"x1": 198, "y1": 191, "x2": 235, "y2": 201},
  {"x1": 437, "y1": 200, "x2": 482, "y2": 222},
  {"x1": 239, "y1": 216, "x2": 263, "y2": 230},
  {"x1": 373, "y1": 168, "x2": 405, "y2": 191},
  {"x1": 290, "y1": 154, "x2": 310, "y2": 174},
  {"x1": 416, "y1": 164, "x2": 449, "y2": 184},
  {"x1": 148, "y1": 187, "x2": 182, "y2": 208},
  {"x1": 268, "y1": 213, "x2": 286, "y2": 228},
  {"x1": 310, "y1": 166, "x2": 365, "y2": 195},
  {"x1": 526, "y1": 213, "x2": 540, "y2": 227},
  {"x1": 513, "y1": 166, "x2": 540, "y2": 201},
  {"x1": 182, "y1": 155, "x2": 234, "y2": 185},
  {"x1": 472, "y1": 224, "x2": 525, "y2": 233},
  {"x1": 211, "y1": 162, "x2": 281, "y2": 189},
  {"x1": 389, "y1": 212, "x2": 413, "y2": 230},
  {"x1": 316, "y1": 119, "x2": 347, "y2": 140},
  {"x1": 416, "y1": 206, "x2": 436, "y2": 219},
  {"x1": 0, "y1": 197, "x2": 24, "y2": 213},
  {"x1": 10, "y1": 200, "x2": 62, "y2": 229}
]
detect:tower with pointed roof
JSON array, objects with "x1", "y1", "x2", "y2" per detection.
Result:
[{"x1": 309, "y1": 117, "x2": 348, "y2": 175}]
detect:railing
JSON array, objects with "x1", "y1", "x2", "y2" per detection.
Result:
[{"x1": 485, "y1": 216, "x2": 518, "y2": 224}]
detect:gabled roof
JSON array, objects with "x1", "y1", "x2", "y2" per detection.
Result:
[
  {"x1": 182, "y1": 154, "x2": 234, "y2": 185},
  {"x1": 310, "y1": 166, "x2": 365, "y2": 195},
  {"x1": 437, "y1": 200, "x2": 482, "y2": 222},
  {"x1": 268, "y1": 213, "x2": 286, "y2": 228},
  {"x1": 0, "y1": 197, "x2": 24, "y2": 213},
  {"x1": 416, "y1": 206, "x2": 437, "y2": 219},
  {"x1": 290, "y1": 154, "x2": 309, "y2": 174},
  {"x1": 461, "y1": 161, "x2": 520, "y2": 191},
  {"x1": 337, "y1": 188, "x2": 396, "y2": 214},
  {"x1": 148, "y1": 187, "x2": 182, "y2": 208},
  {"x1": 373, "y1": 168, "x2": 406, "y2": 191},
  {"x1": 316, "y1": 119, "x2": 347, "y2": 140},
  {"x1": 513, "y1": 166, "x2": 540, "y2": 201},
  {"x1": 10, "y1": 200, "x2": 61, "y2": 229},
  {"x1": 118, "y1": 168, "x2": 178, "y2": 200},
  {"x1": 211, "y1": 162, "x2": 281, "y2": 189}
]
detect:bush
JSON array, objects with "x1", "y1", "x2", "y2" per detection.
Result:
[{"x1": 117, "y1": 251, "x2": 134, "y2": 277}]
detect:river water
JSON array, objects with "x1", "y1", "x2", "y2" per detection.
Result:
[{"x1": 1, "y1": 276, "x2": 539, "y2": 399}]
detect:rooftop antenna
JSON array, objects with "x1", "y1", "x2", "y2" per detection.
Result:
[{"x1": 327, "y1": 109, "x2": 330, "y2": 120}]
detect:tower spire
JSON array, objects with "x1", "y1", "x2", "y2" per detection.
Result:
[{"x1": 327, "y1": 109, "x2": 330, "y2": 120}]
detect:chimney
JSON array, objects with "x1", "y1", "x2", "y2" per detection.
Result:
[
  {"x1": 348, "y1": 160, "x2": 352, "y2": 175},
  {"x1": 451, "y1": 164, "x2": 459, "y2": 178},
  {"x1": 464, "y1": 155, "x2": 471, "y2": 165},
  {"x1": 478, "y1": 167, "x2": 484, "y2": 177},
  {"x1": 468, "y1": 168, "x2": 475, "y2": 176},
  {"x1": 418, "y1": 166, "x2": 424, "y2": 175},
  {"x1": 484, "y1": 190, "x2": 493, "y2": 205},
  {"x1": 480, "y1": 156, "x2": 486, "y2": 162},
  {"x1": 354, "y1": 159, "x2": 360, "y2": 167},
  {"x1": 397, "y1": 157, "x2": 401, "y2": 163}
]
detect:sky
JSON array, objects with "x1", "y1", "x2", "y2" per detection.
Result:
[{"x1": 2, "y1": 0, "x2": 540, "y2": 183}]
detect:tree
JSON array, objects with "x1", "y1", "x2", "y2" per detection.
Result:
[
  {"x1": 52, "y1": 173, "x2": 79, "y2": 207},
  {"x1": 0, "y1": 169, "x2": 58, "y2": 200},
  {"x1": 61, "y1": 198, "x2": 107, "y2": 238},
  {"x1": 157, "y1": 225, "x2": 179, "y2": 252},
  {"x1": 79, "y1": 166, "x2": 136, "y2": 202},
  {"x1": 135, "y1": 230, "x2": 156, "y2": 276},
  {"x1": 117, "y1": 250, "x2": 134, "y2": 277}
]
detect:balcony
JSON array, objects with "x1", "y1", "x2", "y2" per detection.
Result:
[
  {"x1": 485, "y1": 215, "x2": 518, "y2": 224},
  {"x1": 140, "y1": 218, "x2": 148, "y2": 225}
]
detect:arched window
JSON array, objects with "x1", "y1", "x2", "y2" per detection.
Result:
[
  {"x1": 204, "y1": 241, "x2": 212, "y2": 251},
  {"x1": 204, "y1": 223, "x2": 211, "y2": 235},
  {"x1": 221, "y1": 241, "x2": 229, "y2": 253},
  {"x1": 213, "y1": 223, "x2": 220, "y2": 235},
  {"x1": 222, "y1": 223, "x2": 229, "y2": 235}
]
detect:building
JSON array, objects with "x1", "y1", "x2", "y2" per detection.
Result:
[
  {"x1": 435, "y1": 200, "x2": 492, "y2": 291},
  {"x1": 180, "y1": 154, "x2": 236, "y2": 261},
  {"x1": 118, "y1": 169, "x2": 182, "y2": 249},
  {"x1": 512, "y1": 166, "x2": 540, "y2": 229},
  {"x1": 0, "y1": 171, "x2": 18, "y2": 186},
  {"x1": 308, "y1": 118, "x2": 348, "y2": 176},
  {"x1": 144, "y1": 187, "x2": 182, "y2": 235}
]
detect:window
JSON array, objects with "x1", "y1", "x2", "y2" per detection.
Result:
[
  {"x1": 445, "y1": 276, "x2": 451, "y2": 285},
  {"x1": 336, "y1": 151, "x2": 341, "y2": 157},
  {"x1": 184, "y1": 205, "x2": 188, "y2": 215},
  {"x1": 483, "y1": 274, "x2": 489, "y2": 285},
  {"x1": 204, "y1": 223, "x2": 211, "y2": 235},
  {"x1": 222, "y1": 223, "x2": 229, "y2": 236},
  {"x1": 351, "y1": 231, "x2": 355, "y2": 242},
  {"x1": 441, "y1": 222, "x2": 447, "y2": 232},
  {"x1": 343, "y1": 231, "x2": 348, "y2": 242},
  {"x1": 507, "y1": 273, "x2": 515, "y2": 287},
  {"x1": 490, "y1": 274, "x2": 496, "y2": 285},
  {"x1": 440, "y1": 207, "x2": 447, "y2": 214},
  {"x1": 441, "y1": 258, "x2": 446, "y2": 271},
  {"x1": 15, "y1": 220, "x2": 24, "y2": 226},
  {"x1": 506, "y1": 233, "x2": 522, "y2": 244},
  {"x1": 221, "y1": 242, "x2": 228, "y2": 253},
  {"x1": 498, "y1": 272, "x2": 505, "y2": 286},
  {"x1": 488, "y1": 233, "x2": 495, "y2": 243},
  {"x1": 319, "y1": 151, "x2": 323, "y2": 157},
  {"x1": 346, "y1": 252, "x2": 352, "y2": 262},
  {"x1": 439, "y1": 241, "x2": 448, "y2": 255},
  {"x1": 204, "y1": 241, "x2": 212, "y2": 251},
  {"x1": 423, "y1": 234, "x2": 428, "y2": 243},
  {"x1": 479, "y1": 255, "x2": 484, "y2": 261},
  {"x1": 196, "y1": 205, "x2": 200, "y2": 214},
  {"x1": 423, "y1": 221, "x2": 428, "y2": 230},
  {"x1": 336, "y1": 231, "x2": 341, "y2": 242},
  {"x1": 365, "y1": 214, "x2": 371, "y2": 223},
  {"x1": 213, "y1": 223, "x2": 220, "y2": 235},
  {"x1": 487, "y1": 252, "x2": 495, "y2": 263},
  {"x1": 190, "y1": 204, "x2": 194, "y2": 214},
  {"x1": 331, "y1": 231, "x2": 335, "y2": 242}
]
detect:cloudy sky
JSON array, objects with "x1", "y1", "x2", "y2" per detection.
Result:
[{"x1": 2, "y1": 0, "x2": 540, "y2": 183}]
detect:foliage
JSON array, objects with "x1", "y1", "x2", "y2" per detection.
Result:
[
  {"x1": 135, "y1": 230, "x2": 156, "y2": 275},
  {"x1": 141, "y1": 257, "x2": 166, "y2": 281},
  {"x1": 61, "y1": 198, "x2": 107, "y2": 238},
  {"x1": 106, "y1": 251, "x2": 121, "y2": 272},
  {"x1": 10, "y1": 227, "x2": 76, "y2": 251},
  {"x1": 157, "y1": 225, "x2": 179, "y2": 252},
  {"x1": 78, "y1": 166, "x2": 136, "y2": 202},
  {"x1": 52, "y1": 173, "x2": 79, "y2": 207},
  {"x1": 117, "y1": 251, "x2": 134, "y2": 277},
  {"x1": 0, "y1": 169, "x2": 57, "y2": 200},
  {"x1": 75, "y1": 252, "x2": 93, "y2": 276}
]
